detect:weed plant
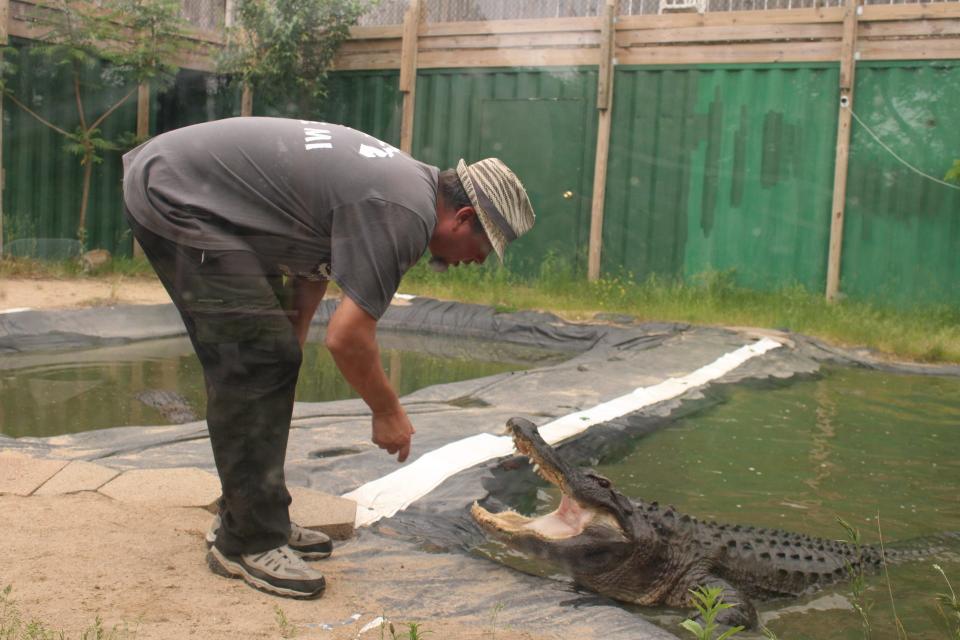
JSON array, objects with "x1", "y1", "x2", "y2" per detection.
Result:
[
  {"x1": 2, "y1": 254, "x2": 959, "y2": 362},
  {"x1": 0, "y1": 586, "x2": 136, "y2": 640},
  {"x1": 401, "y1": 258, "x2": 960, "y2": 363}
]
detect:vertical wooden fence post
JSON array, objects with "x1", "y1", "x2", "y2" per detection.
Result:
[
  {"x1": 398, "y1": 0, "x2": 422, "y2": 154},
  {"x1": 241, "y1": 83, "x2": 253, "y2": 117},
  {"x1": 825, "y1": 0, "x2": 861, "y2": 302},
  {"x1": 132, "y1": 81, "x2": 150, "y2": 258},
  {"x1": 0, "y1": 0, "x2": 8, "y2": 258},
  {"x1": 587, "y1": 0, "x2": 617, "y2": 282}
]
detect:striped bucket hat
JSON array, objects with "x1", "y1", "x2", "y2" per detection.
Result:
[{"x1": 456, "y1": 158, "x2": 535, "y2": 262}]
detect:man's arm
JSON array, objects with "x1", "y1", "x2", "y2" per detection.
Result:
[
  {"x1": 325, "y1": 295, "x2": 415, "y2": 462},
  {"x1": 290, "y1": 277, "x2": 329, "y2": 347}
]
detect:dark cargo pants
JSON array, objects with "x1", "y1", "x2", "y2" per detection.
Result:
[{"x1": 125, "y1": 209, "x2": 301, "y2": 556}]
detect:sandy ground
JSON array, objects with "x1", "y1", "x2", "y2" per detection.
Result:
[
  {"x1": 0, "y1": 278, "x2": 562, "y2": 639},
  {"x1": 0, "y1": 493, "x2": 554, "y2": 639},
  {"x1": 0, "y1": 276, "x2": 172, "y2": 311}
]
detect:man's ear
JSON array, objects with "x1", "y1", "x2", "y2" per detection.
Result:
[{"x1": 453, "y1": 206, "x2": 477, "y2": 227}]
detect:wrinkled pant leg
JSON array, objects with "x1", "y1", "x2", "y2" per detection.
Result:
[
  {"x1": 124, "y1": 210, "x2": 301, "y2": 556},
  {"x1": 199, "y1": 324, "x2": 301, "y2": 556}
]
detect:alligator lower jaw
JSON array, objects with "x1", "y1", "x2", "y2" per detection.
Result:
[{"x1": 472, "y1": 494, "x2": 610, "y2": 540}]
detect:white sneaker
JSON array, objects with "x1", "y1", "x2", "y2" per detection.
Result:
[
  {"x1": 207, "y1": 544, "x2": 326, "y2": 599},
  {"x1": 206, "y1": 515, "x2": 333, "y2": 560}
]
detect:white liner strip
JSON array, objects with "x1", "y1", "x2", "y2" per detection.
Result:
[{"x1": 344, "y1": 337, "x2": 782, "y2": 527}]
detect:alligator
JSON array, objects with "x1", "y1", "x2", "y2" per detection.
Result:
[
  {"x1": 472, "y1": 417, "x2": 937, "y2": 629},
  {"x1": 134, "y1": 389, "x2": 197, "y2": 424}
]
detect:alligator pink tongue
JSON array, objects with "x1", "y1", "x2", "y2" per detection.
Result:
[{"x1": 522, "y1": 494, "x2": 594, "y2": 538}]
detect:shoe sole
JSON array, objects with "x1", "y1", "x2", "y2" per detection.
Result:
[
  {"x1": 207, "y1": 548, "x2": 325, "y2": 600},
  {"x1": 205, "y1": 535, "x2": 331, "y2": 561}
]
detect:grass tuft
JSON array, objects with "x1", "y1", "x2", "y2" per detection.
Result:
[
  {"x1": 0, "y1": 585, "x2": 137, "y2": 640},
  {"x1": 401, "y1": 261, "x2": 960, "y2": 363}
]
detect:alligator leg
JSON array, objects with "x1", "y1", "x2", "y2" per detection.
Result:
[{"x1": 700, "y1": 576, "x2": 759, "y2": 630}]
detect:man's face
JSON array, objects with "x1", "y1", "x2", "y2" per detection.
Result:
[{"x1": 428, "y1": 207, "x2": 494, "y2": 271}]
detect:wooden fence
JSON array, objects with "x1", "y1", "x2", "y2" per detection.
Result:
[
  {"x1": 3, "y1": 0, "x2": 959, "y2": 298},
  {"x1": 333, "y1": 0, "x2": 960, "y2": 297}
]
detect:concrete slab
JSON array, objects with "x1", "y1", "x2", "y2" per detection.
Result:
[
  {"x1": 289, "y1": 486, "x2": 356, "y2": 540},
  {"x1": 0, "y1": 451, "x2": 68, "y2": 496},
  {"x1": 98, "y1": 467, "x2": 220, "y2": 510},
  {"x1": 34, "y1": 460, "x2": 120, "y2": 496}
]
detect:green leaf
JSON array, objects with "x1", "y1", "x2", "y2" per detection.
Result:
[
  {"x1": 945, "y1": 159, "x2": 960, "y2": 185},
  {"x1": 717, "y1": 626, "x2": 746, "y2": 640},
  {"x1": 680, "y1": 620, "x2": 706, "y2": 638}
]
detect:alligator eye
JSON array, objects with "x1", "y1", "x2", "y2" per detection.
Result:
[{"x1": 587, "y1": 473, "x2": 611, "y2": 488}]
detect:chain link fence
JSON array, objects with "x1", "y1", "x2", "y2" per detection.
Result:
[
  {"x1": 180, "y1": 0, "x2": 227, "y2": 31},
  {"x1": 357, "y1": 0, "x2": 957, "y2": 24}
]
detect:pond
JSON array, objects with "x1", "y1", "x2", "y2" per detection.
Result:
[
  {"x1": 480, "y1": 365, "x2": 960, "y2": 639},
  {"x1": 0, "y1": 330, "x2": 566, "y2": 438}
]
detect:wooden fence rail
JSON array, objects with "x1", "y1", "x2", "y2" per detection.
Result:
[{"x1": 4, "y1": 0, "x2": 960, "y2": 296}]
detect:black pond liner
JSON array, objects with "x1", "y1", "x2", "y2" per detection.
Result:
[{"x1": 2, "y1": 297, "x2": 957, "y2": 639}]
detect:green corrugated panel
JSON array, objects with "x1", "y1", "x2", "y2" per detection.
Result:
[
  {"x1": 155, "y1": 69, "x2": 240, "y2": 133},
  {"x1": 320, "y1": 70, "x2": 402, "y2": 145},
  {"x1": 840, "y1": 61, "x2": 960, "y2": 306},
  {"x1": 2, "y1": 38, "x2": 139, "y2": 256},
  {"x1": 412, "y1": 67, "x2": 598, "y2": 275},
  {"x1": 603, "y1": 64, "x2": 838, "y2": 291}
]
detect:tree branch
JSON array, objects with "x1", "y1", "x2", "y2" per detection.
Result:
[
  {"x1": 73, "y1": 63, "x2": 88, "y2": 130},
  {"x1": 4, "y1": 92, "x2": 72, "y2": 137},
  {"x1": 89, "y1": 85, "x2": 137, "y2": 131}
]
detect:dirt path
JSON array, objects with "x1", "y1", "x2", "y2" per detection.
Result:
[
  {"x1": 0, "y1": 279, "x2": 564, "y2": 639},
  {"x1": 0, "y1": 277, "x2": 171, "y2": 311},
  {"x1": 0, "y1": 493, "x2": 554, "y2": 640}
]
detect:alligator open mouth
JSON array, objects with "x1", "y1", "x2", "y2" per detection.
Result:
[{"x1": 471, "y1": 418, "x2": 625, "y2": 541}]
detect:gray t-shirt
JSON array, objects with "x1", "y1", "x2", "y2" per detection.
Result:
[{"x1": 122, "y1": 117, "x2": 438, "y2": 319}]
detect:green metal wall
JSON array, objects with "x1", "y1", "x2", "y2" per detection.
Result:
[
  {"x1": 841, "y1": 61, "x2": 960, "y2": 306},
  {"x1": 2, "y1": 51, "x2": 958, "y2": 306},
  {"x1": 603, "y1": 64, "x2": 839, "y2": 292},
  {"x1": 0, "y1": 60, "x2": 396, "y2": 256},
  {"x1": 2, "y1": 38, "x2": 140, "y2": 257},
  {"x1": 412, "y1": 67, "x2": 599, "y2": 275},
  {"x1": 319, "y1": 70, "x2": 402, "y2": 145}
]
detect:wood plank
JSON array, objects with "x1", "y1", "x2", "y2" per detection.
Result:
[
  {"x1": 399, "y1": 0, "x2": 420, "y2": 92},
  {"x1": 133, "y1": 81, "x2": 148, "y2": 257},
  {"x1": 338, "y1": 38, "x2": 402, "y2": 55},
  {"x1": 825, "y1": 0, "x2": 859, "y2": 302},
  {"x1": 1, "y1": 0, "x2": 9, "y2": 44},
  {"x1": 333, "y1": 52, "x2": 404, "y2": 70},
  {"x1": 399, "y1": 0, "x2": 421, "y2": 154},
  {"x1": 615, "y1": 6, "x2": 844, "y2": 30},
  {"x1": 422, "y1": 16, "x2": 599, "y2": 37},
  {"x1": 859, "y1": 18, "x2": 960, "y2": 38},
  {"x1": 589, "y1": 0, "x2": 617, "y2": 282},
  {"x1": 597, "y1": 0, "x2": 615, "y2": 110},
  {"x1": 859, "y1": 2, "x2": 960, "y2": 22},
  {"x1": 859, "y1": 37, "x2": 960, "y2": 59},
  {"x1": 617, "y1": 22, "x2": 842, "y2": 46},
  {"x1": 349, "y1": 25, "x2": 403, "y2": 40},
  {"x1": 616, "y1": 40, "x2": 841, "y2": 64},
  {"x1": 418, "y1": 30, "x2": 601, "y2": 50},
  {"x1": 418, "y1": 47, "x2": 598, "y2": 68}
]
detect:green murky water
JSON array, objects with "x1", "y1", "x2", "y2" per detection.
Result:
[
  {"x1": 0, "y1": 330, "x2": 564, "y2": 438},
  {"x1": 490, "y1": 366, "x2": 960, "y2": 639}
]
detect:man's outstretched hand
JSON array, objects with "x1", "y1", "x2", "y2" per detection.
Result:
[{"x1": 372, "y1": 407, "x2": 416, "y2": 462}]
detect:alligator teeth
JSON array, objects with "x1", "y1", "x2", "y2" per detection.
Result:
[{"x1": 533, "y1": 463, "x2": 541, "y2": 474}]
